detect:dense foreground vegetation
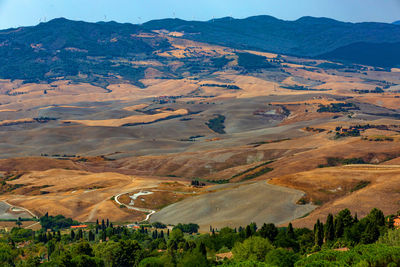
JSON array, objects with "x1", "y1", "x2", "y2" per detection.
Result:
[{"x1": 1, "y1": 208, "x2": 400, "y2": 266}]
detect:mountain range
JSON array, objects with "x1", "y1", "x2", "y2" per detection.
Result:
[{"x1": 0, "y1": 15, "x2": 400, "y2": 84}]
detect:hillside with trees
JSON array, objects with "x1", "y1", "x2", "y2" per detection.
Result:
[{"x1": 1, "y1": 208, "x2": 399, "y2": 266}]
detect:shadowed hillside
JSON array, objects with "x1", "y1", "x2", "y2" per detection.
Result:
[
  {"x1": 143, "y1": 15, "x2": 400, "y2": 66},
  {"x1": 1, "y1": 15, "x2": 400, "y2": 86}
]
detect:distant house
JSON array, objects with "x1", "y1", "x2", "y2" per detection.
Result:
[
  {"x1": 394, "y1": 217, "x2": 400, "y2": 229},
  {"x1": 126, "y1": 224, "x2": 140, "y2": 229},
  {"x1": 215, "y1": 252, "x2": 233, "y2": 261},
  {"x1": 71, "y1": 225, "x2": 88, "y2": 229}
]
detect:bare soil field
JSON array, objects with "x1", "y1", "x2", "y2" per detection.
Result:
[
  {"x1": 150, "y1": 181, "x2": 316, "y2": 230},
  {"x1": 274, "y1": 165, "x2": 400, "y2": 228}
]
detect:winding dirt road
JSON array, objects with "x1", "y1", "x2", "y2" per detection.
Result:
[{"x1": 114, "y1": 191, "x2": 156, "y2": 221}]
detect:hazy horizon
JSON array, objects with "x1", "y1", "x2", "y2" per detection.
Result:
[{"x1": 0, "y1": 0, "x2": 400, "y2": 30}]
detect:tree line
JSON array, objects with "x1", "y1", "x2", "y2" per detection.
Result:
[{"x1": 0, "y1": 208, "x2": 399, "y2": 266}]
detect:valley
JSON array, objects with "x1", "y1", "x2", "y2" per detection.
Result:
[{"x1": 0, "y1": 18, "x2": 400, "y2": 231}]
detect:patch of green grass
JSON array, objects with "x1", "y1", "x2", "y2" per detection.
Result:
[
  {"x1": 318, "y1": 157, "x2": 366, "y2": 168},
  {"x1": 236, "y1": 52, "x2": 275, "y2": 70},
  {"x1": 299, "y1": 212, "x2": 311, "y2": 219},
  {"x1": 239, "y1": 166, "x2": 274, "y2": 181},
  {"x1": 205, "y1": 179, "x2": 230, "y2": 184},
  {"x1": 232, "y1": 161, "x2": 274, "y2": 179},
  {"x1": 350, "y1": 180, "x2": 371, "y2": 192},
  {"x1": 313, "y1": 200, "x2": 323, "y2": 206}
]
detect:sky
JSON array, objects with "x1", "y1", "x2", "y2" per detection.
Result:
[{"x1": 0, "y1": 0, "x2": 400, "y2": 29}]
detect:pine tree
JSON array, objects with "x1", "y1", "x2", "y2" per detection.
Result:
[
  {"x1": 259, "y1": 223, "x2": 278, "y2": 242},
  {"x1": 106, "y1": 219, "x2": 109, "y2": 228}
]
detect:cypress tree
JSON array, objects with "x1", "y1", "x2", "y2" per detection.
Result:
[
  {"x1": 354, "y1": 213, "x2": 359, "y2": 223},
  {"x1": 78, "y1": 229, "x2": 83, "y2": 240},
  {"x1": 245, "y1": 225, "x2": 252, "y2": 238},
  {"x1": 88, "y1": 230, "x2": 95, "y2": 241},
  {"x1": 70, "y1": 230, "x2": 75, "y2": 240},
  {"x1": 368, "y1": 208, "x2": 385, "y2": 226},
  {"x1": 318, "y1": 220, "x2": 324, "y2": 245},
  {"x1": 314, "y1": 219, "x2": 323, "y2": 246},
  {"x1": 325, "y1": 213, "x2": 335, "y2": 242},
  {"x1": 287, "y1": 222, "x2": 295, "y2": 239},
  {"x1": 198, "y1": 242, "x2": 207, "y2": 256},
  {"x1": 101, "y1": 230, "x2": 106, "y2": 241},
  {"x1": 361, "y1": 222, "x2": 380, "y2": 244},
  {"x1": 47, "y1": 241, "x2": 55, "y2": 260},
  {"x1": 183, "y1": 241, "x2": 190, "y2": 251},
  {"x1": 335, "y1": 218, "x2": 344, "y2": 238}
]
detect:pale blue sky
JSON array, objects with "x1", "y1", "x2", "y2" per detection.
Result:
[{"x1": 1, "y1": 0, "x2": 400, "y2": 29}]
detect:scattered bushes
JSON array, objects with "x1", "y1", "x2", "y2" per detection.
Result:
[
  {"x1": 236, "y1": 52, "x2": 275, "y2": 70},
  {"x1": 39, "y1": 213, "x2": 79, "y2": 231},
  {"x1": 317, "y1": 103, "x2": 359, "y2": 113},
  {"x1": 206, "y1": 115, "x2": 226, "y2": 134},
  {"x1": 318, "y1": 157, "x2": 366, "y2": 168}
]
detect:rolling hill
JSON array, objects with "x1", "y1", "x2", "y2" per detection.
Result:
[
  {"x1": 0, "y1": 15, "x2": 400, "y2": 86},
  {"x1": 143, "y1": 15, "x2": 400, "y2": 67},
  {"x1": 1, "y1": 15, "x2": 400, "y2": 229}
]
